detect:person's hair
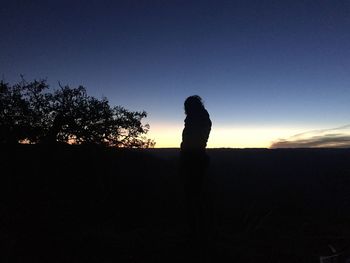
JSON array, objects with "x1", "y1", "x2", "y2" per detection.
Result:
[{"x1": 184, "y1": 95, "x2": 205, "y2": 115}]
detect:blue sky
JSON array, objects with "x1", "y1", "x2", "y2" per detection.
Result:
[{"x1": 1, "y1": 0, "x2": 350, "y2": 147}]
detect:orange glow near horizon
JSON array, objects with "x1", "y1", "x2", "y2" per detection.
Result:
[
  {"x1": 147, "y1": 123, "x2": 182, "y2": 148},
  {"x1": 148, "y1": 123, "x2": 316, "y2": 148}
]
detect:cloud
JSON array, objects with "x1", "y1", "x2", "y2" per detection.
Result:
[{"x1": 270, "y1": 125, "x2": 350, "y2": 148}]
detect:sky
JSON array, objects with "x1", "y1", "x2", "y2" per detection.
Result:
[{"x1": 1, "y1": 0, "x2": 350, "y2": 148}]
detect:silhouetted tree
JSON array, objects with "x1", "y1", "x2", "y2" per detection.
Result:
[
  {"x1": 0, "y1": 80, "x2": 27, "y2": 143},
  {"x1": 0, "y1": 78, "x2": 155, "y2": 147},
  {"x1": 21, "y1": 78, "x2": 53, "y2": 143}
]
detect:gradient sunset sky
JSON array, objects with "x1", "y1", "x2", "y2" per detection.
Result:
[{"x1": 1, "y1": 1, "x2": 350, "y2": 148}]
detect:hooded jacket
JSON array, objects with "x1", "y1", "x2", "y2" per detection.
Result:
[{"x1": 180, "y1": 108, "x2": 211, "y2": 153}]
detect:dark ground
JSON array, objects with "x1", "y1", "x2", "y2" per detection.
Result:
[{"x1": 1, "y1": 145, "x2": 350, "y2": 262}]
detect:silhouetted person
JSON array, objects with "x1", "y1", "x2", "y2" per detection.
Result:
[{"x1": 180, "y1": 95, "x2": 211, "y2": 260}]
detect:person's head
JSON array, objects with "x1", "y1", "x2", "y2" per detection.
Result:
[{"x1": 184, "y1": 95, "x2": 205, "y2": 115}]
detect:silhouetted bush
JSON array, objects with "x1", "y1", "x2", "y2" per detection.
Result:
[{"x1": 0, "y1": 77, "x2": 155, "y2": 147}]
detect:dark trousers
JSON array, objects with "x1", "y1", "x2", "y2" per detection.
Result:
[{"x1": 180, "y1": 152, "x2": 210, "y2": 248}]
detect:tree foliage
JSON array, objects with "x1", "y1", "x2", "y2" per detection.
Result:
[{"x1": 0, "y1": 78, "x2": 155, "y2": 147}]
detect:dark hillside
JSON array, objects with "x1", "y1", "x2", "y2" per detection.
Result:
[{"x1": 1, "y1": 146, "x2": 350, "y2": 262}]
